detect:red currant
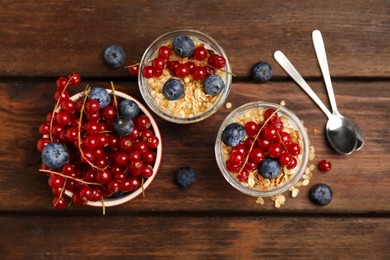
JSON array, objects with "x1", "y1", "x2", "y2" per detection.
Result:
[
  {"x1": 141, "y1": 164, "x2": 154, "y2": 178},
  {"x1": 287, "y1": 142, "x2": 301, "y2": 156},
  {"x1": 244, "y1": 121, "x2": 259, "y2": 136},
  {"x1": 175, "y1": 63, "x2": 190, "y2": 78},
  {"x1": 119, "y1": 136, "x2": 133, "y2": 152},
  {"x1": 229, "y1": 151, "x2": 245, "y2": 166},
  {"x1": 37, "y1": 138, "x2": 50, "y2": 152},
  {"x1": 232, "y1": 144, "x2": 247, "y2": 156},
  {"x1": 128, "y1": 62, "x2": 139, "y2": 76},
  {"x1": 213, "y1": 55, "x2": 226, "y2": 69},
  {"x1": 152, "y1": 57, "x2": 166, "y2": 70},
  {"x1": 136, "y1": 115, "x2": 151, "y2": 130},
  {"x1": 53, "y1": 197, "x2": 67, "y2": 209},
  {"x1": 192, "y1": 66, "x2": 207, "y2": 80},
  {"x1": 287, "y1": 157, "x2": 298, "y2": 169},
  {"x1": 96, "y1": 169, "x2": 112, "y2": 184},
  {"x1": 279, "y1": 153, "x2": 293, "y2": 166},
  {"x1": 146, "y1": 135, "x2": 159, "y2": 149},
  {"x1": 39, "y1": 123, "x2": 50, "y2": 135},
  {"x1": 256, "y1": 138, "x2": 271, "y2": 151},
  {"x1": 48, "y1": 174, "x2": 64, "y2": 188},
  {"x1": 116, "y1": 151, "x2": 129, "y2": 166},
  {"x1": 142, "y1": 66, "x2": 154, "y2": 78},
  {"x1": 60, "y1": 98, "x2": 76, "y2": 113},
  {"x1": 226, "y1": 159, "x2": 240, "y2": 172},
  {"x1": 142, "y1": 150, "x2": 156, "y2": 164},
  {"x1": 68, "y1": 72, "x2": 81, "y2": 86},
  {"x1": 56, "y1": 111, "x2": 70, "y2": 126},
  {"x1": 262, "y1": 125, "x2": 278, "y2": 142},
  {"x1": 54, "y1": 89, "x2": 70, "y2": 101},
  {"x1": 158, "y1": 46, "x2": 171, "y2": 59},
  {"x1": 236, "y1": 169, "x2": 249, "y2": 181},
  {"x1": 268, "y1": 143, "x2": 283, "y2": 158},
  {"x1": 208, "y1": 53, "x2": 219, "y2": 66},
  {"x1": 101, "y1": 106, "x2": 116, "y2": 120},
  {"x1": 194, "y1": 46, "x2": 208, "y2": 60},
  {"x1": 264, "y1": 109, "x2": 278, "y2": 122},
  {"x1": 85, "y1": 100, "x2": 100, "y2": 115},
  {"x1": 249, "y1": 148, "x2": 264, "y2": 164},
  {"x1": 56, "y1": 77, "x2": 68, "y2": 89},
  {"x1": 167, "y1": 61, "x2": 180, "y2": 76},
  {"x1": 318, "y1": 160, "x2": 332, "y2": 172}
]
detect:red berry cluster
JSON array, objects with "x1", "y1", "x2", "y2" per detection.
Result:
[
  {"x1": 38, "y1": 73, "x2": 160, "y2": 209},
  {"x1": 225, "y1": 109, "x2": 302, "y2": 182},
  {"x1": 128, "y1": 44, "x2": 226, "y2": 81}
]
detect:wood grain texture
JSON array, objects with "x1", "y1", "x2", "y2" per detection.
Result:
[
  {"x1": 0, "y1": 0, "x2": 389, "y2": 78},
  {"x1": 0, "y1": 80, "x2": 388, "y2": 213},
  {"x1": 1, "y1": 216, "x2": 389, "y2": 259}
]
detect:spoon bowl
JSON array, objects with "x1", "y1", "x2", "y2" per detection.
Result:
[{"x1": 273, "y1": 50, "x2": 358, "y2": 155}]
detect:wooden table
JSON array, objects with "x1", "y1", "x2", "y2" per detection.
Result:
[{"x1": 1, "y1": 1, "x2": 389, "y2": 259}]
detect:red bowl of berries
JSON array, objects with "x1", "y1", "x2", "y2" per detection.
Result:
[
  {"x1": 215, "y1": 101, "x2": 310, "y2": 197},
  {"x1": 38, "y1": 77, "x2": 162, "y2": 209},
  {"x1": 138, "y1": 29, "x2": 232, "y2": 124}
]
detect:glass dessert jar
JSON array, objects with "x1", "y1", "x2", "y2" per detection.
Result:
[
  {"x1": 138, "y1": 29, "x2": 232, "y2": 124},
  {"x1": 215, "y1": 101, "x2": 310, "y2": 197}
]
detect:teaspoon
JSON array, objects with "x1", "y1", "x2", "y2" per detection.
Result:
[
  {"x1": 273, "y1": 50, "x2": 357, "y2": 155},
  {"x1": 312, "y1": 29, "x2": 364, "y2": 151}
]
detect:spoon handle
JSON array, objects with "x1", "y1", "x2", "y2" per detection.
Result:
[
  {"x1": 273, "y1": 50, "x2": 333, "y2": 119},
  {"x1": 312, "y1": 30, "x2": 339, "y2": 114}
]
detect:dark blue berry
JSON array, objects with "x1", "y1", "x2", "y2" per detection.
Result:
[
  {"x1": 251, "y1": 61, "x2": 273, "y2": 82},
  {"x1": 88, "y1": 87, "x2": 111, "y2": 109},
  {"x1": 172, "y1": 35, "x2": 195, "y2": 57},
  {"x1": 162, "y1": 79, "x2": 184, "y2": 100},
  {"x1": 203, "y1": 74, "x2": 225, "y2": 96},
  {"x1": 41, "y1": 143, "x2": 69, "y2": 169},
  {"x1": 118, "y1": 99, "x2": 139, "y2": 119},
  {"x1": 221, "y1": 123, "x2": 246, "y2": 147},
  {"x1": 175, "y1": 167, "x2": 196, "y2": 188},
  {"x1": 114, "y1": 116, "x2": 134, "y2": 137},
  {"x1": 103, "y1": 45, "x2": 126, "y2": 69},
  {"x1": 310, "y1": 183, "x2": 333, "y2": 206},
  {"x1": 259, "y1": 158, "x2": 281, "y2": 179}
]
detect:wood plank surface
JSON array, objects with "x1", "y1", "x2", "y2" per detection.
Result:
[
  {"x1": 0, "y1": 79, "x2": 388, "y2": 213},
  {"x1": 1, "y1": 0, "x2": 389, "y2": 258},
  {"x1": 1, "y1": 215, "x2": 389, "y2": 259},
  {"x1": 0, "y1": 0, "x2": 389, "y2": 78}
]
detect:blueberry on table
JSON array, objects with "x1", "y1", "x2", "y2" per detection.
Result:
[
  {"x1": 310, "y1": 183, "x2": 333, "y2": 206},
  {"x1": 203, "y1": 74, "x2": 225, "y2": 96},
  {"x1": 172, "y1": 35, "x2": 195, "y2": 57},
  {"x1": 259, "y1": 158, "x2": 281, "y2": 179},
  {"x1": 221, "y1": 123, "x2": 246, "y2": 147},
  {"x1": 103, "y1": 45, "x2": 126, "y2": 69},
  {"x1": 162, "y1": 79, "x2": 184, "y2": 100},
  {"x1": 41, "y1": 143, "x2": 69, "y2": 169},
  {"x1": 88, "y1": 87, "x2": 111, "y2": 109},
  {"x1": 114, "y1": 116, "x2": 134, "y2": 137},
  {"x1": 175, "y1": 167, "x2": 196, "y2": 188},
  {"x1": 251, "y1": 61, "x2": 273, "y2": 82},
  {"x1": 119, "y1": 99, "x2": 139, "y2": 119}
]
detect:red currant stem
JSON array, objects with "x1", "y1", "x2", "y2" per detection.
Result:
[
  {"x1": 53, "y1": 178, "x2": 67, "y2": 208},
  {"x1": 276, "y1": 131, "x2": 289, "y2": 152},
  {"x1": 101, "y1": 198, "x2": 106, "y2": 216},
  {"x1": 236, "y1": 107, "x2": 282, "y2": 176},
  {"x1": 208, "y1": 65, "x2": 236, "y2": 77},
  {"x1": 39, "y1": 169, "x2": 101, "y2": 186},
  {"x1": 124, "y1": 62, "x2": 141, "y2": 68},
  {"x1": 49, "y1": 77, "x2": 72, "y2": 142},
  {"x1": 141, "y1": 177, "x2": 146, "y2": 198},
  {"x1": 110, "y1": 81, "x2": 118, "y2": 113},
  {"x1": 77, "y1": 85, "x2": 108, "y2": 171}
]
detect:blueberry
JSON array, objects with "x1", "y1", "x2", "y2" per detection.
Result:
[
  {"x1": 172, "y1": 35, "x2": 195, "y2": 57},
  {"x1": 88, "y1": 87, "x2": 111, "y2": 109},
  {"x1": 251, "y1": 61, "x2": 273, "y2": 82},
  {"x1": 175, "y1": 167, "x2": 196, "y2": 188},
  {"x1": 162, "y1": 79, "x2": 184, "y2": 100},
  {"x1": 203, "y1": 74, "x2": 225, "y2": 96},
  {"x1": 103, "y1": 45, "x2": 126, "y2": 69},
  {"x1": 118, "y1": 99, "x2": 139, "y2": 119},
  {"x1": 221, "y1": 123, "x2": 246, "y2": 147},
  {"x1": 310, "y1": 183, "x2": 333, "y2": 206},
  {"x1": 259, "y1": 158, "x2": 281, "y2": 179},
  {"x1": 41, "y1": 143, "x2": 69, "y2": 169},
  {"x1": 114, "y1": 116, "x2": 134, "y2": 137}
]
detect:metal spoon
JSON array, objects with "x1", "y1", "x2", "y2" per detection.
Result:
[
  {"x1": 273, "y1": 50, "x2": 357, "y2": 155},
  {"x1": 312, "y1": 29, "x2": 364, "y2": 151}
]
